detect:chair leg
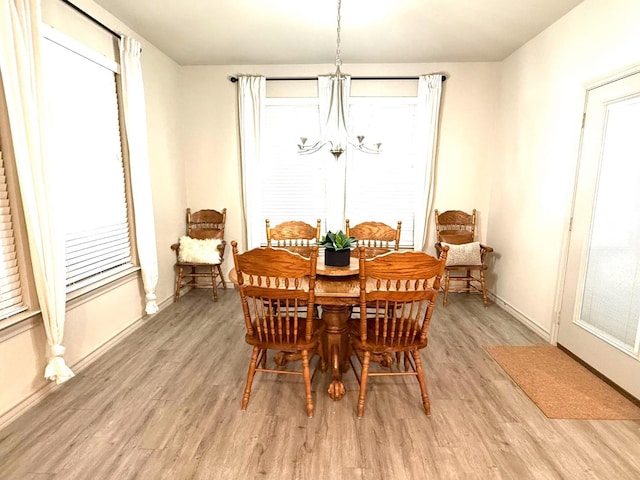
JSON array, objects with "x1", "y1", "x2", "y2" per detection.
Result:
[
  {"x1": 216, "y1": 264, "x2": 227, "y2": 289},
  {"x1": 242, "y1": 346, "x2": 260, "y2": 410},
  {"x1": 480, "y1": 268, "x2": 488, "y2": 307},
  {"x1": 411, "y1": 350, "x2": 431, "y2": 415},
  {"x1": 442, "y1": 271, "x2": 451, "y2": 306},
  {"x1": 357, "y1": 351, "x2": 371, "y2": 418},
  {"x1": 174, "y1": 266, "x2": 184, "y2": 302},
  {"x1": 260, "y1": 351, "x2": 267, "y2": 368},
  {"x1": 301, "y1": 350, "x2": 314, "y2": 418},
  {"x1": 210, "y1": 266, "x2": 219, "y2": 302},
  {"x1": 318, "y1": 337, "x2": 328, "y2": 372}
]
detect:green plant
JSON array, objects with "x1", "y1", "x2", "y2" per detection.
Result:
[{"x1": 319, "y1": 230, "x2": 356, "y2": 251}]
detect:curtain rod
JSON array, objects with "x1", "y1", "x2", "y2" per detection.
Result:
[
  {"x1": 229, "y1": 75, "x2": 447, "y2": 83},
  {"x1": 60, "y1": 0, "x2": 122, "y2": 39}
]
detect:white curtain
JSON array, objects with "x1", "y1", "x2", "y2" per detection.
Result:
[
  {"x1": 119, "y1": 36, "x2": 159, "y2": 314},
  {"x1": 413, "y1": 74, "x2": 443, "y2": 252},
  {"x1": 0, "y1": 0, "x2": 73, "y2": 383},
  {"x1": 238, "y1": 75, "x2": 265, "y2": 249}
]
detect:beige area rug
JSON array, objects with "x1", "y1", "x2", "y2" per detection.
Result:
[{"x1": 485, "y1": 345, "x2": 640, "y2": 420}]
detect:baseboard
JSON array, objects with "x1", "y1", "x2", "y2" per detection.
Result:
[
  {"x1": 0, "y1": 293, "x2": 174, "y2": 430},
  {"x1": 488, "y1": 291, "x2": 551, "y2": 342},
  {"x1": 0, "y1": 381, "x2": 60, "y2": 430}
]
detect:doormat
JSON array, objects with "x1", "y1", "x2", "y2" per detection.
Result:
[{"x1": 484, "y1": 345, "x2": 640, "y2": 420}]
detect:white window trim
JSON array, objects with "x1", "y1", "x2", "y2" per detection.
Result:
[{"x1": 41, "y1": 24, "x2": 119, "y2": 74}]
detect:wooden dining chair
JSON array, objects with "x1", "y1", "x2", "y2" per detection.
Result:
[
  {"x1": 345, "y1": 220, "x2": 402, "y2": 322},
  {"x1": 349, "y1": 246, "x2": 448, "y2": 418},
  {"x1": 345, "y1": 220, "x2": 401, "y2": 257},
  {"x1": 231, "y1": 241, "x2": 323, "y2": 418},
  {"x1": 171, "y1": 208, "x2": 227, "y2": 302},
  {"x1": 265, "y1": 218, "x2": 322, "y2": 320},
  {"x1": 434, "y1": 209, "x2": 493, "y2": 307},
  {"x1": 265, "y1": 219, "x2": 322, "y2": 256}
]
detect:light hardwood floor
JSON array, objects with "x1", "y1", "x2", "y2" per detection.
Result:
[{"x1": 1, "y1": 289, "x2": 639, "y2": 479}]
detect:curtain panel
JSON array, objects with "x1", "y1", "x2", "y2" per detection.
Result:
[
  {"x1": 119, "y1": 36, "x2": 159, "y2": 314},
  {"x1": 0, "y1": 0, "x2": 73, "y2": 383},
  {"x1": 237, "y1": 75, "x2": 265, "y2": 249},
  {"x1": 413, "y1": 74, "x2": 443, "y2": 252}
]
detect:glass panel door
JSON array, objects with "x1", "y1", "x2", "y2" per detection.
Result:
[{"x1": 558, "y1": 71, "x2": 640, "y2": 399}]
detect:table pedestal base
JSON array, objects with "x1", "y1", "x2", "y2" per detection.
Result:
[{"x1": 321, "y1": 304, "x2": 351, "y2": 401}]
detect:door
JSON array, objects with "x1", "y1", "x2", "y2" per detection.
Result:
[{"x1": 558, "y1": 70, "x2": 640, "y2": 399}]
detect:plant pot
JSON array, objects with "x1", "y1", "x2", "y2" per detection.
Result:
[{"x1": 324, "y1": 247, "x2": 351, "y2": 267}]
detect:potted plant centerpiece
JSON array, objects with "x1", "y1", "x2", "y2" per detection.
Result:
[{"x1": 320, "y1": 230, "x2": 356, "y2": 267}]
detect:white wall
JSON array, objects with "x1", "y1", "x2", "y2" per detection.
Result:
[
  {"x1": 490, "y1": 0, "x2": 640, "y2": 338},
  {"x1": 179, "y1": 62, "x2": 500, "y2": 273},
  {"x1": 0, "y1": 0, "x2": 186, "y2": 425}
]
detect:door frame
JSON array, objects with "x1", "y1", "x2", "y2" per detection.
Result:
[{"x1": 551, "y1": 62, "x2": 640, "y2": 345}]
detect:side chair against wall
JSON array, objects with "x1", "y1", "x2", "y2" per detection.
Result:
[
  {"x1": 265, "y1": 219, "x2": 322, "y2": 256},
  {"x1": 231, "y1": 241, "x2": 323, "y2": 418},
  {"x1": 349, "y1": 246, "x2": 448, "y2": 418},
  {"x1": 171, "y1": 208, "x2": 227, "y2": 302},
  {"x1": 433, "y1": 209, "x2": 493, "y2": 307},
  {"x1": 345, "y1": 220, "x2": 402, "y2": 258}
]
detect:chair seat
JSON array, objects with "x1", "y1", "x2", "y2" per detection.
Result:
[
  {"x1": 176, "y1": 260, "x2": 222, "y2": 267},
  {"x1": 446, "y1": 263, "x2": 487, "y2": 269}
]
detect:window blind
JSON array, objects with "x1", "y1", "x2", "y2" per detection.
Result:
[
  {"x1": 0, "y1": 152, "x2": 26, "y2": 319},
  {"x1": 259, "y1": 101, "x2": 327, "y2": 245},
  {"x1": 42, "y1": 31, "x2": 133, "y2": 291},
  {"x1": 345, "y1": 98, "x2": 419, "y2": 247}
]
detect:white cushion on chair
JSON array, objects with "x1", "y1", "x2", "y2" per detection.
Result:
[
  {"x1": 441, "y1": 241, "x2": 482, "y2": 266},
  {"x1": 178, "y1": 236, "x2": 221, "y2": 264}
]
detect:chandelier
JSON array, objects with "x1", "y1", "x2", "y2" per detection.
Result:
[{"x1": 297, "y1": 0, "x2": 382, "y2": 159}]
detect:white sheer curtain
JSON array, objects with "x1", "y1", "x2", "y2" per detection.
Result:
[
  {"x1": 0, "y1": 0, "x2": 73, "y2": 383},
  {"x1": 238, "y1": 75, "x2": 265, "y2": 249},
  {"x1": 413, "y1": 74, "x2": 443, "y2": 252},
  {"x1": 119, "y1": 36, "x2": 159, "y2": 314},
  {"x1": 320, "y1": 74, "x2": 349, "y2": 231}
]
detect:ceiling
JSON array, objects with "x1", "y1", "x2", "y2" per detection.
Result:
[{"x1": 93, "y1": 0, "x2": 584, "y2": 66}]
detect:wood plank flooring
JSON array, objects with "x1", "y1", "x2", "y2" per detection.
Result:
[{"x1": 1, "y1": 289, "x2": 639, "y2": 479}]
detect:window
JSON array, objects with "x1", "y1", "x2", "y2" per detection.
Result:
[
  {"x1": 260, "y1": 98, "x2": 326, "y2": 240},
  {"x1": 41, "y1": 28, "x2": 133, "y2": 292},
  {"x1": 259, "y1": 91, "x2": 421, "y2": 248},
  {"x1": 0, "y1": 149, "x2": 26, "y2": 319},
  {"x1": 345, "y1": 97, "x2": 419, "y2": 246}
]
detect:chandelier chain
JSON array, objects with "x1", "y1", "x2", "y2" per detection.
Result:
[{"x1": 335, "y1": 0, "x2": 342, "y2": 68}]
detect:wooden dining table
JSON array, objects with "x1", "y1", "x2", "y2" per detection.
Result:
[{"x1": 229, "y1": 253, "x2": 360, "y2": 401}]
